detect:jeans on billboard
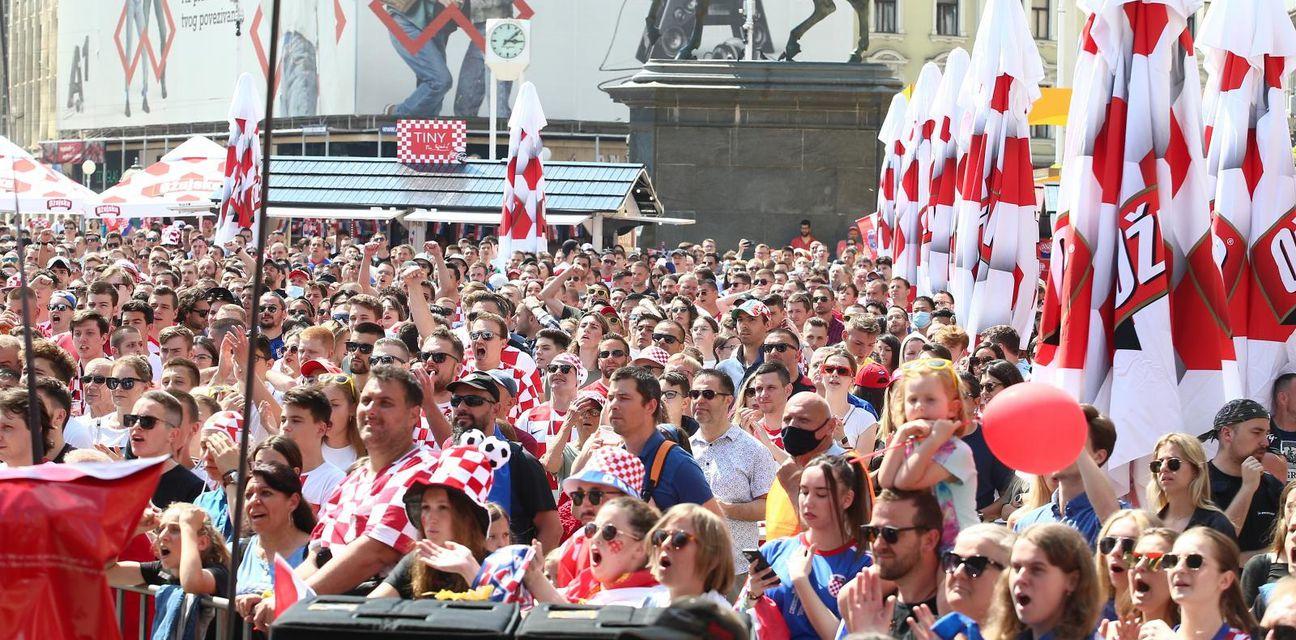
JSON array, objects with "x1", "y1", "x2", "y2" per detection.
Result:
[
  {"x1": 279, "y1": 30, "x2": 320, "y2": 117},
  {"x1": 389, "y1": 11, "x2": 453, "y2": 118},
  {"x1": 454, "y1": 23, "x2": 513, "y2": 119}
]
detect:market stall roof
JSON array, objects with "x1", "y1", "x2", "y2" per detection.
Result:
[
  {"x1": 94, "y1": 136, "x2": 226, "y2": 219},
  {"x1": 0, "y1": 135, "x2": 96, "y2": 215}
]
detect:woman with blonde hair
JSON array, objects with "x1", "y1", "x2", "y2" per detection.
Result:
[
  {"x1": 108, "y1": 502, "x2": 231, "y2": 598},
  {"x1": 316, "y1": 376, "x2": 365, "y2": 469},
  {"x1": 1094, "y1": 509, "x2": 1161, "y2": 623},
  {"x1": 1160, "y1": 527, "x2": 1258, "y2": 639},
  {"x1": 1146, "y1": 433, "x2": 1235, "y2": 536},
  {"x1": 984, "y1": 523, "x2": 1102, "y2": 640},
  {"x1": 643, "y1": 503, "x2": 734, "y2": 607}
]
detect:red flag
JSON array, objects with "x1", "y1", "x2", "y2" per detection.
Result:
[
  {"x1": 273, "y1": 553, "x2": 315, "y2": 617},
  {"x1": 0, "y1": 459, "x2": 165, "y2": 640}
]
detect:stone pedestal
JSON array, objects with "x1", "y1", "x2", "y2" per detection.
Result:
[{"x1": 605, "y1": 60, "x2": 902, "y2": 250}]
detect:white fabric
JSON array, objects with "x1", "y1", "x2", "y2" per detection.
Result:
[{"x1": 300, "y1": 461, "x2": 347, "y2": 508}]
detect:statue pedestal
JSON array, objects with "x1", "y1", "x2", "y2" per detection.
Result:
[{"x1": 605, "y1": 59, "x2": 902, "y2": 250}]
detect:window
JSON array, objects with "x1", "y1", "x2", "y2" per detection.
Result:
[
  {"x1": 1031, "y1": 124, "x2": 1053, "y2": 140},
  {"x1": 936, "y1": 0, "x2": 960, "y2": 36},
  {"x1": 875, "y1": 0, "x2": 898, "y2": 33},
  {"x1": 1032, "y1": 0, "x2": 1051, "y2": 40}
]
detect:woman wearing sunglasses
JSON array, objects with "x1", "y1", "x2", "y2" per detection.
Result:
[
  {"x1": 1146, "y1": 433, "x2": 1236, "y2": 537},
  {"x1": 931, "y1": 523, "x2": 1016, "y2": 629},
  {"x1": 95, "y1": 355, "x2": 153, "y2": 450},
  {"x1": 643, "y1": 504, "x2": 734, "y2": 607},
  {"x1": 978, "y1": 360, "x2": 1024, "y2": 411},
  {"x1": 984, "y1": 523, "x2": 1102, "y2": 640},
  {"x1": 1122, "y1": 527, "x2": 1179, "y2": 633},
  {"x1": 525, "y1": 496, "x2": 662, "y2": 605},
  {"x1": 815, "y1": 347, "x2": 877, "y2": 454},
  {"x1": 1159, "y1": 527, "x2": 1258, "y2": 639},
  {"x1": 746, "y1": 454, "x2": 872, "y2": 640},
  {"x1": 1094, "y1": 509, "x2": 1162, "y2": 623}
]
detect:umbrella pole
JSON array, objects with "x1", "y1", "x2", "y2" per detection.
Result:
[{"x1": 226, "y1": 0, "x2": 282, "y2": 634}]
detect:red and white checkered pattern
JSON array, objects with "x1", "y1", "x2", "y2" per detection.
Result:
[
  {"x1": 892, "y1": 64, "x2": 941, "y2": 288},
  {"x1": 397, "y1": 119, "x2": 467, "y2": 165},
  {"x1": 202, "y1": 410, "x2": 244, "y2": 443},
  {"x1": 426, "y1": 436, "x2": 510, "y2": 510},
  {"x1": 465, "y1": 345, "x2": 543, "y2": 420},
  {"x1": 497, "y1": 82, "x2": 549, "y2": 259},
  {"x1": 216, "y1": 73, "x2": 263, "y2": 248},
  {"x1": 561, "y1": 446, "x2": 645, "y2": 498},
  {"x1": 411, "y1": 401, "x2": 453, "y2": 449},
  {"x1": 312, "y1": 446, "x2": 437, "y2": 556},
  {"x1": 516, "y1": 402, "x2": 568, "y2": 449}
]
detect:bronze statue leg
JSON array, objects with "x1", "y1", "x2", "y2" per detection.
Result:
[
  {"x1": 843, "y1": 0, "x2": 869, "y2": 62},
  {"x1": 781, "y1": 0, "x2": 837, "y2": 61},
  {"x1": 675, "y1": 0, "x2": 712, "y2": 60}
]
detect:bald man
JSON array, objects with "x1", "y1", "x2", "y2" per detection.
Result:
[
  {"x1": 1259, "y1": 577, "x2": 1296, "y2": 633},
  {"x1": 763, "y1": 392, "x2": 847, "y2": 539}
]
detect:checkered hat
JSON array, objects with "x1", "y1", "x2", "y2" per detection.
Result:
[
  {"x1": 731, "y1": 298, "x2": 771, "y2": 321},
  {"x1": 632, "y1": 346, "x2": 671, "y2": 369},
  {"x1": 409, "y1": 432, "x2": 511, "y2": 532},
  {"x1": 550, "y1": 352, "x2": 587, "y2": 385},
  {"x1": 201, "y1": 410, "x2": 243, "y2": 442},
  {"x1": 473, "y1": 544, "x2": 536, "y2": 606},
  {"x1": 562, "y1": 446, "x2": 644, "y2": 498}
]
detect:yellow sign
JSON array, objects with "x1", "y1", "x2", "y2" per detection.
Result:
[{"x1": 897, "y1": 87, "x2": 1071, "y2": 126}]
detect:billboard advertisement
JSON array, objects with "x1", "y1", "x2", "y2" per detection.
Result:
[{"x1": 57, "y1": 0, "x2": 861, "y2": 131}]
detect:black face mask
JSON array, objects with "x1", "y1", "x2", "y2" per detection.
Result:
[{"x1": 781, "y1": 421, "x2": 826, "y2": 457}]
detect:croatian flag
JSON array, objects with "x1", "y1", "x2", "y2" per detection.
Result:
[
  {"x1": 893, "y1": 64, "x2": 942, "y2": 287},
  {"x1": 497, "y1": 82, "x2": 549, "y2": 267},
  {"x1": 273, "y1": 553, "x2": 315, "y2": 618},
  {"x1": 215, "y1": 73, "x2": 263, "y2": 248},
  {"x1": 921, "y1": 47, "x2": 969, "y2": 299},
  {"x1": 875, "y1": 93, "x2": 910, "y2": 261}
]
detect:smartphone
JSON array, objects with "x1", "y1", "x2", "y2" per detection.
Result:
[{"x1": 743, "y1": 549, "x2": 771, "y2": 574}]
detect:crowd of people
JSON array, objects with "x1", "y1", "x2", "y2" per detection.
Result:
[{"x1": 5, "y1": 216, "x2": 1296, "y2": 640}]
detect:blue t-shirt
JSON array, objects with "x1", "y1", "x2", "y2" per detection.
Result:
[
  {"x1": 236, "y1": 535, "x2": 309, "y2": 595},
  {"x1": 638, "y1": 429, "x2": 714, "y2": 510},
  {"x1": 1013, "y1": 490, "x2": 1127, "y2": 548},
  {"x1": 194, "y1": 489, "x2": 232, "y2": 541},
  {"x1": 759, "y1": 534, "x2": 872, "y2": 640}
]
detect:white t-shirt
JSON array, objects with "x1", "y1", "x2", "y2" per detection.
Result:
[
  {"x1": 300, "y1": 461, "x2": 347, "y2": 507},
  {"x1": 322, "y1": 442, "x2": 358, "y2": 471},
  {"x1": 841, "y1": 405, "x2": 878, "y2": 451},
  {"x1": 63, "y1": 414, "x2": 95, "y2": 449},
  {"x1": 641, "y1": 588, "x2": 731, "y2": 609}
]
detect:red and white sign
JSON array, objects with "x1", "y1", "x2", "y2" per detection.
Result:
[{"x1": 397, "y1": 119, "x2": 467, "y2": 165}]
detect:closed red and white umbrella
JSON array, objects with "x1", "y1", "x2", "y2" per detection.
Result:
[
  {"x1": 950, "y1": 0, "x2": 1041, "y2": 340},
  {"x1": 1200, "y1": 0, "x2": 1296, "y2": 407},
  {"x1": 1035, "y1": 0, "x2": 1235, "y2": 472},
  {"x1": 215, "y1": 72, "x2": 264, "y2": 248},
  {"x1": 893, "y1": 64, "x2": 942, "y2": 292},
  {"x1": 498, "y1": 82, "x2": 549, "y2": 261},
  {"x1": 920, "y1": 47, "x2": 969, "y2": 299},
  {"x1": 874, "y1": 92, "x2": 909, "y2": 262}
]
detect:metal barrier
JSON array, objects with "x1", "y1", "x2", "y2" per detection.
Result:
[{"x1": 113, "y1": 584, "x2": 252, "y2": 639}]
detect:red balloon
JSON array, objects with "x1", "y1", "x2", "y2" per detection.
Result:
[{"x1": 981, "y1": 382, "x2": 1087, "y2": 476}]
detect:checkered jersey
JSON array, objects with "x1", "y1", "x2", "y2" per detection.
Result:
[
  {"x1": 465, "y1": 345, "x2": 543, "y2": 420},
  {"x1": 311, "y1": 446, "x2": 437, "y2": 556},
  {"x1": 411, "y1": 402, "x2": 453, "y2": 449},
  {"x1": 516, "y1": 402, "x2": 567, "y2": 450}
]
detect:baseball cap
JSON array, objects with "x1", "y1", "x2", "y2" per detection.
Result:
[
  {"x1": 50, "y1": 290, "x2": 76, "y2": 308},
  {"x1": 205, "y1": 287, "x2": 239, "y2": 304},
  {"x1": 730, "y1": 298, "x2": 771, "y2": 322},
  {"x1": 300, "y1": 359, "x2": 342, "y2": 378},
  {"x1": 46, "y1": 256, "x2": 73, "y2": 272},
  {"x1": 447, "y1": 371, "x2": 502, "y2": 403},
  {"x1": 854, "y1": 362, "x2": 892, "y2": 389},
  {"x1": 487, "y1": 370, "x2": 518, "y2": 399},
  {"x1": 632, "y1": 346, "x2": 671, "y2": 369},
  {"x1": 288, "y1": 268, "x2": 310, "y2": 281}
]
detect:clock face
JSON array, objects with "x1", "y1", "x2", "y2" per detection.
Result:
[{"x1": 489, "y1": 23, "x2": 526, "y2": 60}]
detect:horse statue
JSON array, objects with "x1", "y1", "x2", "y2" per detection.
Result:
[{"x1": 782, "y1": 0, "x2": 870, "y2": 62}]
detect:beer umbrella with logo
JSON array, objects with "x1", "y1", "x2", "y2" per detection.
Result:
[
  {"x1": 0, "y1": 134, "x2": 96, "y2": 214},
  {"x1": 92, "y1": 135, "x2": 226, "y2": 222}
]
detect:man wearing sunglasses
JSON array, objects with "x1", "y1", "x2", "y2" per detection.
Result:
[
  {"x1": 517, "y1": 353, "x2": 584, "y2": 453},
  {"x1": 851, "y1": 489, "x2": 944, "y2": 639},
  {"x1": 463, "y1": 312, "x2": 542, "y2": 420},
  {"x1": 129, "y1": 390, "x2": 204, "y2": 508},
  {"x1": 762, "y1": 328, "x2": 815, "y2": 396},
  {"x1": 344, "y1": 323, "x2": 384, "y2": 388},
  {"x1": 447, "y1": 371, "x2": 559, "y2": 551}
]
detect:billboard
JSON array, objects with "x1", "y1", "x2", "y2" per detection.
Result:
[{"x1": 57, "y1": 0, "x2": 861, "y2": 131}]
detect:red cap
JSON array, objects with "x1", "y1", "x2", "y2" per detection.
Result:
[
  {"x1": 854, "y1": 362, "x2": 892, "y2": 389},
  {"x1": 288, "y1": 268, "x2": 310, "y2": 281},
  {"x1": 300, "y1": 359, "x2": 342, "y2": 377}
]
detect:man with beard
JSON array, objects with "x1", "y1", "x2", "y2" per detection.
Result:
[
  {"x1": 258, "y1": 292, "x2": 287, "y2": 359},
  {"x1": 848, "y1": 489, "x2": 943, "y2": 640},
  {"x1": 583, "y1": 335, "x2": 629, "y2": 397},
  {"x1": 809, "y1": 285, "x2": 844, "y2": 344},
  {"x1": 345, "y1": 323, "x2": 384, "y2": 390},
  {"x1": 1209, "y1": 399, "x2": 1285, "y2": 556},
  {"x1": 447, "y1": 371, "x2": 559, "y2": 549},
  {"x1": 411, "y1": 327, "x2": 462, "y2": 448}
]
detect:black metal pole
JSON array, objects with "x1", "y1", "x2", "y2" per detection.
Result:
[{"x1": 226, "y1": 0, "x2": 281, "y2": 633}]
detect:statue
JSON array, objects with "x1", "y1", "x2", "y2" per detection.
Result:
[
  {"x1": 781, "y1": 0, "x2": 870, "y2": 63},
  {"x1": 644, "y1": 0, "x2": 713, "y2": 60}
]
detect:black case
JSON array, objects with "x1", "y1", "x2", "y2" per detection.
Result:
[
  {"x1": 270, "y1": 595, "x2": 520, "y2": 639},
  {"x1": 515, "y1": 604, "x2": 672, "y2": 639}
]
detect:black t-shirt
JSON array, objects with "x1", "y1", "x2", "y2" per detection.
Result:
[
  {"x1": 1184, "y1": 507, "x2": 1238, "y2": 538},
  {"x1": 1209, "y1": 461, "x2": 1284, "y2": 552},
  {"x1": 50, "y1": 443, "x2": 75, "y2": 463},
  {"x1": 1268, "y1": 419, "x2": 1296, "y2": 481},
  {"x1": 890, "y1": 593, "x2": 940, "y2": 640},
  {"x1": 962, "y1": 425, "x2": 1016, "y2": 511},
  {"x1": 139, "y1": 560, "x2": 231, "y2": 598},
  {"x1": 384, "y1": 554, "x2": 418, "y2": 600},
  {"x1": 508, "y1": 443, "x2": 557, "y2": 545},
  {"x1": 153, "y1": 464, "x2": 207, "y2": 509}
]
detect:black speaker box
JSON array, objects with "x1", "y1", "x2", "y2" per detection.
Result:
[
  {"x1": 270, "y1": 595, "x2": 519, "y2": 639},
  {"x1": 516, "y1": 604, "x2": 688, "y2": 639}
]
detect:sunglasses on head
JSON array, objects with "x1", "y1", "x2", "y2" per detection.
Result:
[
  {"x1": 1161, "y1": 553, "x2": 1205, "y2": 570},
  {"x1": 941, "y1": 552, "x2": 1004, "y2": 578},
  {"x1": 1099, "y1": 536, "x2": 1136, "y2": 556},
  {"x1": 652, "y1": 333, "x2": 680, "y2": 345},
  {"x1": 583, "y1": 522, "x2": 641, "y2": 542},
  {"x1": 688, "y1": 389, "x2": 730, "y2": 400},
  {"x1": 421, "y1": 351, "x2": 458, "y2": 364},
  {"x1": 547, "y1": 364, "x2": 576, "y2": 375},
  {"x1": 345, "y1": 341, "x2": 374, "y2": 355},
  {"x1": 569, "y1": 488, "x2": 612, "y2": 507},
  {"x1": 106, "y1": 377, "x2": 142, "y2": 390},
  {"x1": 651, "y1": 529, "x2": 698, "y2": 550},
  {"x1": 598, "y1": 349, "x2": 627, "y2": 359},
  {"x1": 1149, "y1": 457, "x2": 1183, "y2": 473},
  {"x1": 123, "y1": 413, "x2": 172, "y2": 430},
  {"x1": 861, "y1": 525, "x2": 923, "y2": 545},
  {"x1": 450, "y1": 394, "x2": 490, "y2": 408}
]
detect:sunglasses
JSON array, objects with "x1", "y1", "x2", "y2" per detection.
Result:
[
  {"x1": 821, "y1": 365, "x2": 852, "y2": 377},
  {"x1": 1161, "y1": 553, "x2": 1205, "y2": 570},
  {"x1": 570, "y1": 488, "x2": 612, "y2": 507},
  {"x1": 48, "y1": 303, "x2": 71, "y2": 312},
  {"x1": 812, "y1": 296, "x2": 831, "y2": 303},
  {"x1": 81, "y1": 374, "x2": 108, "y2": 385},
  {"x1": 1126, "y1": 551, "x2": 1167, "y2": 571},
  {"x1": 469, "y1": 330, "x2": 497, "y2": 341},
  {"x1": 940, "y1": 552, "x2": 1004, "y2": 579},
  {"x1": 369, "y1": 355, "x2": 405, "y2": 366},
  {"x1": 753, "y1": 279, "x2": 770, "y2": 286},
  {"x1": 123, "y1": 413, "x2": 173, "y2": 430},
  {"x1": 1099, "y1": 536, "x2": 1136, "y2": 556},
  {"x1": 861, "y1": 525, "x2": 924, "y2": 545},
  {"x1": 421, "y1": 351, "x2": 459, "y2": 364},
  {"x1": 450, "y1": 395, "x2": 490, "y2": 408},
  {"x1": 650, "y1": 529, "x2": 698, "y2": 550},
  {"x1": 1149, "y1": 457, "x2": 1183, "y2": 474},
  {"x1": 106, "y1": 377, "x2": 143, "y2": 390},
  {"x1": 652, "y1": 333, "x2": 680, "y2": 345},
  {"x1": 583, "y1": 522, "x2": 642, "y2": 542},
  {"x1": 762, "y1": 343, "x2": 795, "y2": 354},
  {"x1": 598, "y1": 349, "x2": 627, "y2": 359},
  {"x1": 317, "y1": 374, "x2": 355, "y2": 391},
  {"x1": 547, "y1": 364, "x2": 576, "y2": 375},
  {"x1": 345, "y1": 342, "x2": 375, "y2": 355},
  {"x1": 688, "y1": 389, "x2": 730, "y2": 400}
]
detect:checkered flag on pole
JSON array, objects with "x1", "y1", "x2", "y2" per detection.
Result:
[
  {"x1": 216, "y1": 73, "x2": 263, "y2": 248},
  {"x1": 497, "y1": 82, "x2": 549, "y2": 267}
]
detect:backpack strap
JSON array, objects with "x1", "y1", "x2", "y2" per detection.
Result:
[{"x1": 641, "y1": 439, "x2": 677, "y2": 503}]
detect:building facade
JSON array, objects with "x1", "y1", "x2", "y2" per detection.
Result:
[{"x1": 5, "y1": 0, "x2": 59, "y2": 148}]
